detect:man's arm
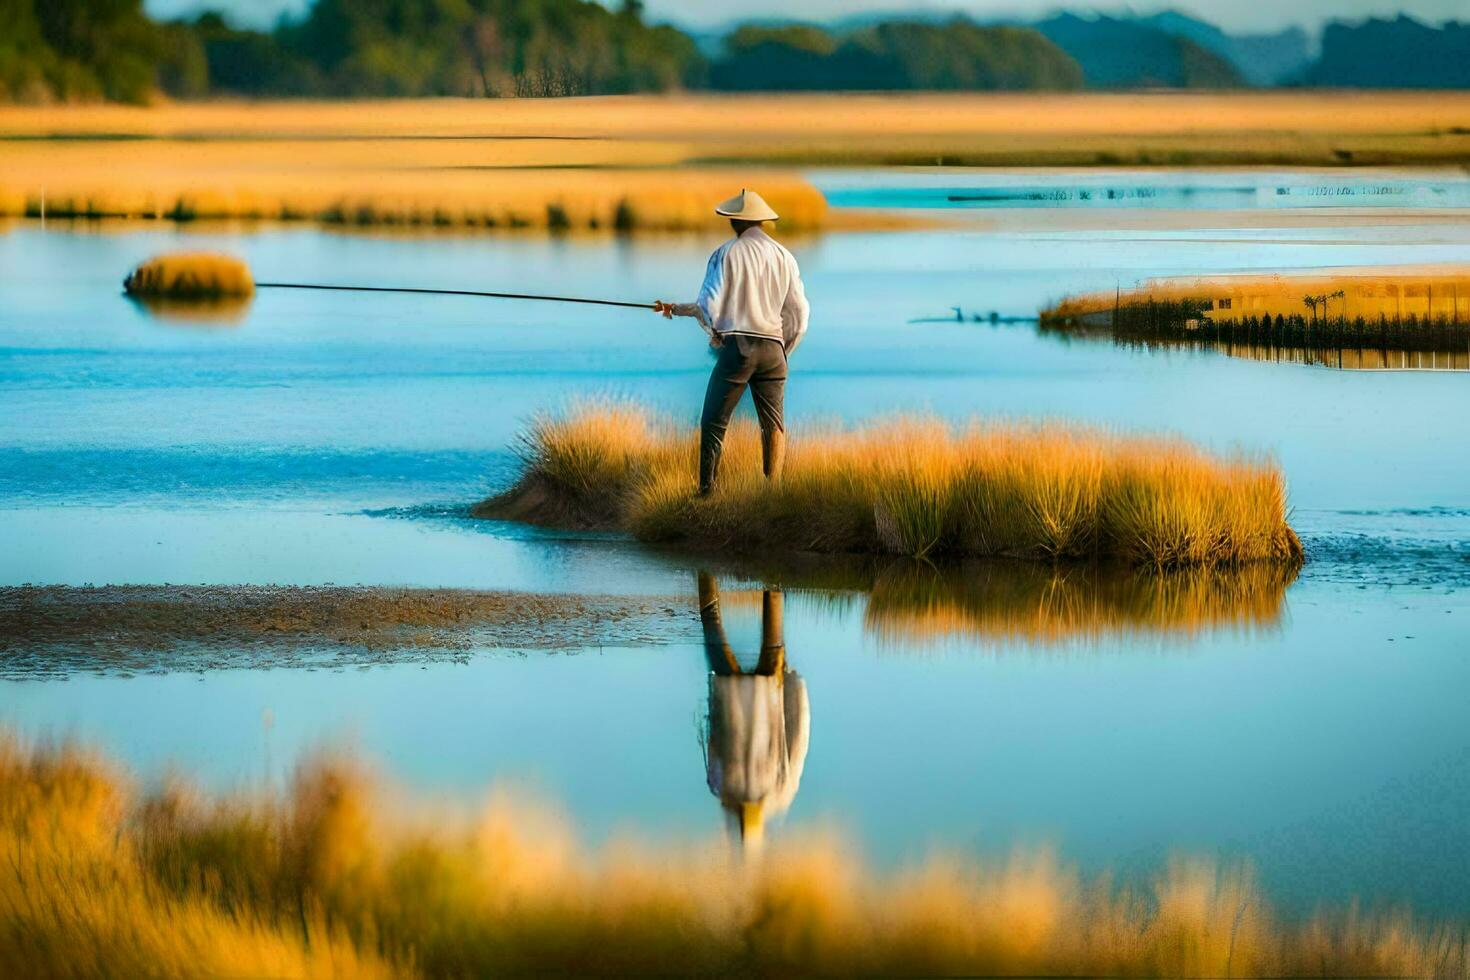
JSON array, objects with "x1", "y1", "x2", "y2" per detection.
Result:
[
  {"x1": 781, "y1": 255, "x2": 810, "y2": 356},
  {"x1": 655, "y1": 246, "x2": 724, "y2": 343}
]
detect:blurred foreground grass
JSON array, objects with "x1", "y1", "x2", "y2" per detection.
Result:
[{"x1": 2, "y1": 735, "x2": 1464, "y2": 978}]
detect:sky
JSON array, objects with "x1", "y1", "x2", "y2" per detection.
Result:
[{"x1": 142, "y1": 0, "x2": 1466, "y2": 35}]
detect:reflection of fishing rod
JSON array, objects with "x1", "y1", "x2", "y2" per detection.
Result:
[
  {"x1": 122, "y1": 252, "x2": 656, "y2": 312},
  {"x1": 253, "y1": 281, "x2": 655, "y2": 310}
]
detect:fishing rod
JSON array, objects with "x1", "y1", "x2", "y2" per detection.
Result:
[
  {"x1": 121, "y1": 253, "x2": 658, "y2": 311},
  {"x1": 252, "y1": 281, "x2": 655, "y2": 310}
]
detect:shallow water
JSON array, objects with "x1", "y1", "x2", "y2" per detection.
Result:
[{"x1": 3, "y1": 171, "x2": 1469, "y2": 917}]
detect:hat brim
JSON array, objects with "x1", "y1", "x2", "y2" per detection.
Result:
[{"x1": 716, "y1": 208, "x2": 779, "y2": 221}]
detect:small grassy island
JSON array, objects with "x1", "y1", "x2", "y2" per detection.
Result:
[
  {"x1": 1041, "y1": 268, "x2": 1470, "y2": 360},
  {"x1": 476, "y1": 404, "x2": 1303, "y2": 569}
]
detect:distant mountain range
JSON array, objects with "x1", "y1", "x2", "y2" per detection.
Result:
[
  {"x1": 1137, "y1": 11, "x2": 1311, "y2": 86},
  {"x1": 1030, "y1": 13, "x2": 1247, "y2": 88},
  {"x1": 1303, "y1": 15, "x2": 1470, "y2": 88},
  {"x1": 696, "y1": 8, "x2": 1313, "y2": 86}
]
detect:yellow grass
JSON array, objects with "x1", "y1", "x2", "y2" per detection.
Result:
[
  {"x1": 1045, "y1": 266, "x2": 1470, "y2": 326},
  {"x1": 2, "y1": 93, "x2": 1468, "y2": 232},
  {"x1": 0, "y1": 153, "x2": 828, "y2": 232},
  {"x1": 3, "y1": 735, "x2": 1464, "y2": 978},
  {"x1": 476, "y1": 403, "x2": 1302, "y2": 569},
  {"x1": 3, "y1": 93, "x2": 1469, "y2": 164},
  {"x1": 123, "y1": 251, "x2": 254, "y2": 298}
]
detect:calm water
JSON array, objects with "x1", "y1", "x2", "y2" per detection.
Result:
[{"x1": 3, "y1": 172, "x2": 1469, "y2": 917}]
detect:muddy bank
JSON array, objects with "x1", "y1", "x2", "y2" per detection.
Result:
[{"x1": 0, "y1": 585, "x2": 698, "y2": 679}]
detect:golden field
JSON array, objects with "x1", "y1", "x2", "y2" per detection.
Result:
[
  {"x1": 4, "y1": 92, "x2": 1470, "y2": 163},
  {"x1": 3, "y1": 92, "x2": 1469, "y2": 231},
  {"x1": 476, "y1": 403, "x2": 1302, "y2": 569},
  {"x1": 5, "y1": 735, "x2": 1466, "y2": 979}
]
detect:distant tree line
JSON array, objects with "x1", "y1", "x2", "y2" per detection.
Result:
[
  {"x1": 710, "y1": 21, "x2": 1083, "y2": 91},
  {"x1": 1, "y1": 0, "x2": 1467, "y2": 104},
  {"x1": 1, "y1": 0, "x2": 703, "y2": 101},
  {"x1": 0, "y1": 0, "x2": 206, "y2": 102},
  {"x1": 1301, "y1": 15, "x2": 1470, "y2": 88}
]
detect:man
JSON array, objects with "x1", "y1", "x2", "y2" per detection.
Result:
[{"x1": 654, "y1": 189, "x2": 810, "y2": 495}]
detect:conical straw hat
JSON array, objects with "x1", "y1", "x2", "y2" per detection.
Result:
[{"x1": 715, "y1": 188, "x2": 779, "y2": 222}]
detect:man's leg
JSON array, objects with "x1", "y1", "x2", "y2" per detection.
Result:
[
  {"x1": 755, "y1": 589, "x2": 786, "y2": 676},
  {"x1": 699, "y1": 341, "x2": 754, "y2": 494},
  {"x1": 749, "y1": 342, "x2": 788, "y2": 481},
  {"x1": 698, "y1": 571, "x2": 740, "y2": 675}
]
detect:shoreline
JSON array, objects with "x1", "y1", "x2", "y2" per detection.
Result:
[{"x1": 0, "y1": 585, "x2": 698, "y2": 678}]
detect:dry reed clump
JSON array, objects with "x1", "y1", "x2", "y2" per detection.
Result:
[
  {"x1": 2, "y1": 735, "x2": 1465, "y2": 978},
  {"x1": 476, "y1": 404, "x2": 1303, "y2": 569},
  {"x1": 1040, "y1": 268, "x2": 1470, "y2": 354},
  {"x1": 1045, "y1": 270, "x2": 1470, "y2": 324},
  {"x1": 122, "y1": 251, "x2": 255, "y2": 298}
]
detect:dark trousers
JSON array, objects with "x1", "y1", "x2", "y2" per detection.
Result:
[
  {"x1": 697, "y1": 571, "x2": 786, "y2": 677},
  {"x1": 699, "y1": 334, "x2": 787, "y2": 493}
]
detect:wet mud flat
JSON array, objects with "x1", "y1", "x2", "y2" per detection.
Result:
[{"x1": 0, "y1": 585, "x2": 699, "y2": 679}]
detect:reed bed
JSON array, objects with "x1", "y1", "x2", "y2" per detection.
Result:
[
  {"x1": 3, "y1": 93, "x2": 1468, "y2": 166},
  {"x1": 3, "y1": 93, "x2": 1468, "y2": 233},
  {"x1": 0, "y1": 157, "x2": 829, "y2": 232},
  {"x1": 476, "y1": 404, "x2": 1302, "y2": 569},
  {"x1": 2, "y1": 735, "x2": 1465, "y2": 978},
  {"x1": 1041, "y1": 269, "x2": 1470, "y2": 354}
]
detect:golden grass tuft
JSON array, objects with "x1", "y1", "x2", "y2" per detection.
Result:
[
  {"x1": 1043, "y1": 268, "x2": 1470, "y2": 327},
  {"x1": 2, "y1": 735, "x2": 1466, "y2": 978},
  {"x1": 476, "y1": 403, "x2": 1302, "y2": 569},
  {"x1": 123, "y1": 251, "x2": 255, "y2": 299}
]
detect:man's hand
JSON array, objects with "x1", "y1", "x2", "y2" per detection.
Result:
[{"x1": 654, "y1": 300, "x2": 675, "y2": 319}]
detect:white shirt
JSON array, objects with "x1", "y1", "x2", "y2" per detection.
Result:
[
  {"x1": 685, "y1": 227, "x2": 810, "y2": 354},
  {"x1": 704, "y1": 671, "x2": 810, "y2": 815}
]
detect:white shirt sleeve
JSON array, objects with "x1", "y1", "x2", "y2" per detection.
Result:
[
  {"x1": 780, "y1": 253, "x2": 810, "y2": 355},
  {"x1": 692, "y1": 245, "x2": 728, "y2": 338}
]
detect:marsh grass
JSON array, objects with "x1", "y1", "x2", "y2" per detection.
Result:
[
  {"x1": 1042, "y1": 269, "x2": 1470, "y2": 354},
  {"x1": 5, "y1": 94, "x2": 1470, "y2": 234},
  {"x1": 122, "y1": 252, "x2": 255, "y2": 298},
  {"x1": 2, "y1": 735, "x2": 1466, "y2": 978},
  {"x1": 0, "y1": 130, "x2": 830, "y2": 232},
  {"x1": 3, "y1": 93, "x2": 1469, "y2": 166},
  {"x1": 477, "y1": 404, "x2": 1302, "y2": 569}
]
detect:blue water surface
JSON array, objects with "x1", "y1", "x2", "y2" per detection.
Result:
[{"x1": 3, "y1": 173, "x2": 1469, "y2": 917}]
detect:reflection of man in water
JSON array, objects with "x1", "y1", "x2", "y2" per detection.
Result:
[{"x1": 698, "y1": 571, "x2": 810, "y2": 850}]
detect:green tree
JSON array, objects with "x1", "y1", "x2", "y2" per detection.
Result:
[{"x1": 712, "y1": 18, "x2": 1082, "y2": 92}]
